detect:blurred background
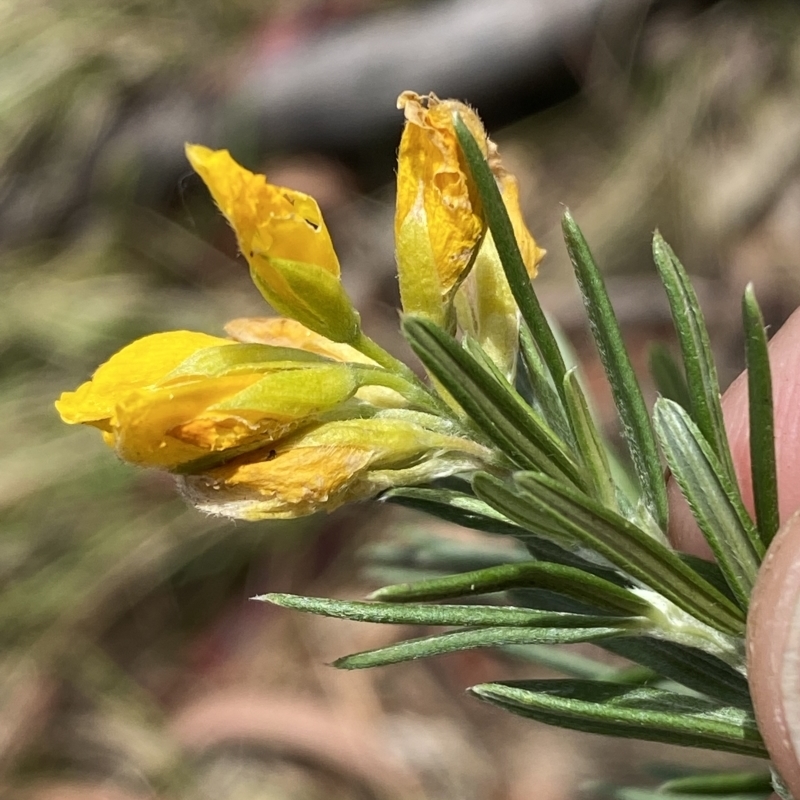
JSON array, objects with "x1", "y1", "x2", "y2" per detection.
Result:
[{"x1": 3, "y1": 0, "x2": 800, "y2": 797}]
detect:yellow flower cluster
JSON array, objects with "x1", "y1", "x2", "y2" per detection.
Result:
[{"x1": 56, "y1": 91, "x2": 543, "y2": 519}]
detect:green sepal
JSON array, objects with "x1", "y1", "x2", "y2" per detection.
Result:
[
  {"x1": 402, "y1": 315, "x2": 583, "y2": 485},
  {"x1": 453, "y1": 113, "x2": 568, "y2": 401},
  {"x1": 651, "y1": 233, "x2": 737, "y2": 487},
  {"x1": 250, "y1": 263, "x2": 361, "y2": 344},
  {"x1": 562, "y1": 211, "x2": 668, "y2": 532},
  {"x1": 471, "y1": 680, "x2": 767, "y2": 758},
  {"x1": 166, "y1": 343, "x2": 329, "y2": 379},
  {"x1": 474, "y1": 471, "x2": 746, "y2": 635},
  {"x1": 654, "y1": 398, "x2": 762, "y2": 608},
  {"x1": 742, "y1": 284, "x2": 779, "y2": 546}
]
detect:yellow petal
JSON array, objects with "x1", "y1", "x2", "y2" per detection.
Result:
[
  {"x1": 394, "y1": 92, "x2": 485, "y2": 318},
  {"x1": 185, "y1": 145, "x2": 340, "y2": 277},
  {"x1": 224, "y1": 317, "x2": 375, "y2": 364},
  {"x1": 178, "y1": 417, "x2": 488, "y2": 519},
  {"x1": 56, "y1": 331, "x2": 232, "y2": 429}
]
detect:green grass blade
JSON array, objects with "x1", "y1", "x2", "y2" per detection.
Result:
[
  {"x1": 654, "y1": 398, "x2": 763, "y2": 608},
  {"x1": 369, "y1": 561, "x2": 650, "y2": 617},
  {"x1": 652, "y1": 233, "x2": 737, "y2": 488},
  {"x1": 742, "y1": 284, "x2": 779, "y2": 547},
  {"x1": 471, "y1": 680, "x2": 767, "y2": 758},
  {"x1": 648, "y1": 342, "x2": 692, "y2": 410},
  {"x1": 453, "y1": 114, "x2": 568, "y2": 401},
  {"x1": 334, "y1": 625, "x2": 633, "y2": 670},
  {"x1": 562, "y1": 211, "x2": 668, "y2": 532}
]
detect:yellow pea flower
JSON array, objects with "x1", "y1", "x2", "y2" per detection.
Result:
[
  {"x1": 394, "y1": 91, "x2": 486, "y2": 326},
  {"x1": 395, "y1": 90, "x2": 544, "y2": 378},
  {"x1": 185, "y1": 144, "x2": 361, "y2": 344},
  {"x1": 178, "y1": 416, "x2": 491, "y2": 520},
  {"x1": 56, "y1": 330, "x2": 360, "y2": 468}
]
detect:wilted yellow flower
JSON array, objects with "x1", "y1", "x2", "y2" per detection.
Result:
[
  {"x1": 179, "y1": 416, "x2": 491, "y2": 520},
  {"x1": 56, "y1": 330, "x2": 361, "y2": 468},
  {"x1": 394, "y1": 92, "x2": 544, "y2": 338},
  {"x1": 394, "y1": 91, "x2": 486, "y2": 326},
  {"x1": 185, "y1": 145, "x2": 361, "y2": 344}
]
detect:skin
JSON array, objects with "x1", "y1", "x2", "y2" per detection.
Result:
[{"x1": 667, "y1": 307, "x2": 800, "y2": 796}]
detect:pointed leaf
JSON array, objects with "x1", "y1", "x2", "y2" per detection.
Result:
[
  {"x1": 471, "y1": 680, "x2": 766, "y2": 758},
  {"x1": 654, "y1": 398, "x2": 762, "y2": 608},
  {"x1": 742, "y1": 284, "x2": 779, "y2": 546},
  {"x1": 652, "y1": 233, "x2": 737, "y2": 487},
  {"x1": 474, "y1": 471, "x2": 746, "y2": 635},
  {"x1": 454, "y1": 114, "x2": 568, "y2": 401},
  {"x1": 563, "y1": 211, "x2": 668, "y2": 532},
  {"x1": 259, "y1": 592, "x2": 639, "y2": 630},
  {"x1": 660, "y1": 771, "x2": 772, "y2": 795},
  {"x1": 370, "y1": 561, "x2": 650, "y2": 616},
  {"x1": 563, "y1": 368, "x2": 618, "y2": 509},
  {"x1": 334, "y1": 625, "x2": 632, "y2": 670},
  {"x1": 403, "y1": 316, "x2": 584, "y2": 485},
  {"x1": 603, "y1": 638, "x2": 752, "y2": 710},
  {"x1": 648, "y1": 342, "x2": 692, "y2": 410}
]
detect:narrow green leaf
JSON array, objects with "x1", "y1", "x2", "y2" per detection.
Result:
[
  {"x1": 563, "y1": 211, "x2": 668, "y2": 532},
  {"x1": 369, "y1": 561, "x2": 650, "y2": 616},
  {"x1": 474, "y1": 471, "x2": 746, "y2": 635},
  {"x1": 403, "y1": 315, "x2": 584, "y2": 485},
  {"x1": 654, "y1": 399, "x2": 762, "y2": 608},
  {"x1": 334, "y1": 625, "x2": 631, "y2": 670},
  {"x1": 563, "y1": 368, "x2": 618, "y2": 509},
  {"x1": 742, "y1": 285, "x2": 779, "y2": 546},
  {"x1": 617, "y1": 790, "x2": 768, "y2": 800},
  {"x1": 604, "y1": 638, "x2": 752, "y2": 710},
  {"x1": 259, "y1": 593, "x2": 637, "y2": 631},
  {"x1": 454, "y1": 114, "x2": 568, "y2": 401},
  {"x1": 471, "y1": 680, "x2": 767, "y2": 758},
  {"x1": 518, "y1": 324, "x2": 572, "y2": 443},
  {"x1": 652, "y1": 233, "x2": 737, "y2": 487},
  {"x1": 503, "y1": 644, "x2": 629, "y2": 680},
  {"x1": 382, "y1": 486, "x2": 527, "y2": 537},
  {"x1": 648, "y1": 342, "x2": 692, "y2": 409},
  {"x1": 660, "y1": 771, "x2": 772, "y2": 795}
]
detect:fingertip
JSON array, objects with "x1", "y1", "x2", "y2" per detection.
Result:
[{"x1": 748, "y1": 509, "x2": 800, "y2": 798}]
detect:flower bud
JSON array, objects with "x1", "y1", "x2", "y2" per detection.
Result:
[{"x1": 185, "y1": 145, "x2": 361, "y2": 344}]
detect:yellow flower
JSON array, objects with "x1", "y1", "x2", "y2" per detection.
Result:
[
  {"x1": 394, "y1": 92, "x2": 544, "y2": 335},
  {"x1": 56, "y1": 330, "x2": 361, "y2": 468},
  {"x1": 394, "y1": 91, "x2": 486, "y2": 326},
  {"x1": 185, "y1": 145, "x2": 361, "y2": 344},
  {"x1": 179, "y1": 416, "x2": 490, "y2": 519}
]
